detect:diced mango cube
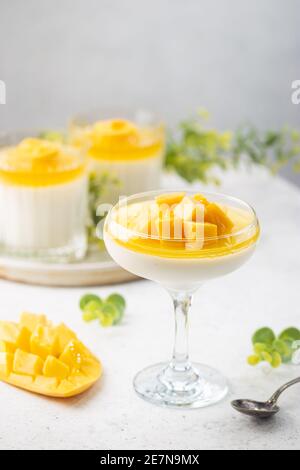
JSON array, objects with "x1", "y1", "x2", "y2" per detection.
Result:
[
  {"x1": 131, "y1": 210, "x2": 159, "y2": 238},
  {"x1": 56, "y1": 379, "x2": 76, "y2": 395},
  {"x1": 35, "y1": 375, "x2": 58, "y2": 390},
  {"x1": 9, "y1": 373, "x2": 34, "y2": 387},
  {"x1": 43, "y1": 356, "x2": 69, "y2": 380},
  {"x1": 53, "y1": 323, "x2": 77, "y2": 354},
  {"x1": 155, "y1": 192, "x2": 185, "y2": 207},
  {"x1": 0, "y1": 352, "x2": 14, "y2": 376},
  {"x1": 30, "y1": 325, "x2": 59, "y2": 360},
  {"x1": 13, "y1": 349, "x2": 44, "y2": 376},
  {"x1": 0, "y1": 340, "x2": 15, "y2": 353},
  {"x1": 68, "y1": 373, "x2": 90, "y2": 387},
  {"x1": 81, "y1": 358, "x2": 102, "y2": 378},
  {"x1": 183, "y1": 221, "x2": 218, "y2": 240},
  {"x1": 59, "y1": 340, "x2": 88, "y2": 369},
  {"x1": 0, "y1": 321, "x2": 19, "y2": 345},
  {"x1": 20, "y1": 312, "x2": 48, "y2": 333},
  {"x1": 17, "y1": 327, "x2": 31, "y2": 352},
  {"x1": 174, "y1": 196, "x2": 202, "y2": 222},
  {"x1": 139, "y1": 217, "x2": 159, "y2": 237},
  {"x1": 205, "y1": 203, "x2": 234, "y2": 236},
  {"x1": 193, "y1": 193, "x2": 209, "y2": 205},
  {"x1": 156, "y1": 214, "x2": 184, "y2": 240}
]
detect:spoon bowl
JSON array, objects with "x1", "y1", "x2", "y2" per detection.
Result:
[
  {"x1": 232, "y1": 376, "x2": 300, "y2": 419},
  {"x1": 231, "y1": 399, "x2": 280, "y2": 419}
]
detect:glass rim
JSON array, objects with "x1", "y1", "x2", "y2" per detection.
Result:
[
  {"x1": 105, "y1": 189, "x2": 260, "y2": 243},
  {"x1": 70, "y1": 107, "x2": 164, "y2": 128}
]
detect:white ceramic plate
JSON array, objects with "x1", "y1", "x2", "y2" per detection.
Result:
[{"x1": 0, "y1": 248, "x2": 137, "y2": 287}]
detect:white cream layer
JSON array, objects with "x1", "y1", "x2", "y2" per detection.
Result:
[
  {"x1": 104, "y1": 232, "x2": 256, "y2": 290},
  {"x1": 0, "y1": 177, "x2": 87, "y2": 253},
  {"x1": 90, "y1": 152, "x2": 163, "y2": 204}
]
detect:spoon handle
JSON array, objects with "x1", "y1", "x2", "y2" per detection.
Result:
[{"x1": 267, "y1": 377, "x2": 300, "y2": 406}]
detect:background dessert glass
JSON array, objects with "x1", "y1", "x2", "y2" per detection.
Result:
[
  {"x1": 69, "y1": 109, "x2": 165, "y2": 205},
  {"x1": 104, "y1": 190, "x2": 260, "y2": 408},
  {"x1": 0, "y1": 137, "x2": 88, "y2": 262}
]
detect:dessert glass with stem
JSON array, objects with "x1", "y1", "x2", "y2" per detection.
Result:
[{"x1": 103, "y1": 190, "x2": 260, "y2": 408}]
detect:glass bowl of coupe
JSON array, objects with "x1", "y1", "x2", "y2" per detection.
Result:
[
  {"x1": 0, "y1": 137, "x2": 88, "y2": 262},
  {"x1": 104, "y1": 190, "x2": 260, "y2": 408}
]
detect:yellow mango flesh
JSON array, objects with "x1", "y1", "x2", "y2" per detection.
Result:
[
  {"x1": 17, "y1": 327, "x2": 31, "y2": 351},
  {"x1": 0, "y1": 314, "x2": 102, "y2": 398},
  {"x1": 193, "y1": 193, "x2": 209, "y2": 205},
  {"x1": 53, "y1": 323, "x2": 77, "y2": 353},
  {"x1": 0, "y1": 322, "x2": 20, "y2": 344},
  {"x1": 0, "y1": 352, "x2": 14, "y2": 376},
  {"x1": 43, "y1": 356, "x2": 69, "y2": 380},
  {"x1": 205, "y1": 203, "x2": 234, "y2": 236},
  {"x1": 183, "y1": 221, "x2": 218, "y2": 240},
  {"x1": 13, "y1": 349, "x2": 44, "y2": 376},
  {"x1": 0, "y1": 340, "x2": 15, "y2": 353},
  {"x1": 20, "y1": 313, "x2": 49, "y2": 332},
  {"x1": 173, "y1": 196, "x2": 203, "y2": 222},
  {"x1": 155, "y1": 192, "x2": 185, "y2": 207},
  {"x1": 109, "y1": 192, "x2": 259, "y2": 258},
  {"x1": 30, "y1": 325, "x2": 60, "y2": 360}
]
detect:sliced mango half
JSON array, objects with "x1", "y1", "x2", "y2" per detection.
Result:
[{"x1": 0, "y1": 313, "x2": 102, "y2": 398}]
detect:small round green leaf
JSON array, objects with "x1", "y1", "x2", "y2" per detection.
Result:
[
  {"x1": 80, "y1": 294, "x2": 103, "y2": 311},
  {"x1": 271, "y1": 352, "x2": 282, "y2": 369},
  {"x1": 279, "y1": 328, "x2": 300, "y2": 342},
  {"x1": 106, "y1": 294, "x2": 126, "y2": 314},
  {"x1": 39, "y1": 130, "x2": 65, "y2": 143},
  {"x1": 82, "y1": 310, "x2": 98, "y2": 322},
  {"x1": 261, "y1": 351, "x2": 273, "y2": 364},
  {"x1": 247, "y1": 355, "x2": 261, "y2": 366},
  {"x1": 254, "y1": 343, "x2": 272, "y2": 354},
  {"x1": 252, "y1": 328, "x2": 276, "y2": 346},
  {"x1": 273, "y1": 339, "x2": 291, "y2": 357},
  {"x1": 98, "y1": 310, "x2": 115, "y2": 327},
  {"x1": 102, "y1": 303, "x2": 123, "y2": 325}
]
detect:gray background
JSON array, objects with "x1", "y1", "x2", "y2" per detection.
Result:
[{"x1": 0, "y1": 0, "x2": 299, "y2": 182}]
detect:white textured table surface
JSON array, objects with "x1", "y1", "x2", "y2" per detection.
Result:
[{"x1": 0, "y1": 169, "x2": 300, "y2": 451}]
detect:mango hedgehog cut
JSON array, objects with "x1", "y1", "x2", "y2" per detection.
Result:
[{"x1": 0, "y1": 313, "x2": 102, "y2": 397}]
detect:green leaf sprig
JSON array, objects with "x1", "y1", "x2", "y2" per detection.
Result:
[
  {"x1": 165, "y1": 109, "x2": 232, "y2": 185},
  {"x1": 87, "y1": 172, "x2": 120, "y2": 246},
  {"x1": 80, "y1": 293, "x2": 126, "y2": 327},
  {"x1": 165, "y1": 110, "x2": 300, "y2": 185},
  {"x1": 248, "y1": 327, "x2": 300, "y2": 369},
  {"x1": 38, "y1": 130, "x2": 66, "y2": 143}
]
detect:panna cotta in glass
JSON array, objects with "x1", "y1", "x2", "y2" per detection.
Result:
[
  {"x1": 104, "y1": 190, "x2": 260, "y2": 408},
  {"x1": 70, "y1": 118, "x2": 165, "y2": 204},
  {"x1": 0, "y1": 138, "x2": 87, "y2": 261}
]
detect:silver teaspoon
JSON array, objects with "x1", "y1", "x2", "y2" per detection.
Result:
[{"x1": 231, "y1": 377, "x2": 300, "y2": 418}]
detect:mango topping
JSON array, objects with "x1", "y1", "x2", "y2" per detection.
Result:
[
  {"x1": 0, "y1": 313, "x2": 102, "y2": 397},
  {"x1": 204, "y1": 202, "x2": 234, "y2": 236},
  {"x1": 72, "y1": 119, "x2": 165, "y2": 161},
  {"x1": 0, "y1": 138, "x2": 85, "y2": 187},
  {"x1": 109, "y1": 192, "x2": 259, "y2": 258},
  {"x1": 155, "y1": 192, "x2": 185, "y2": 207}
]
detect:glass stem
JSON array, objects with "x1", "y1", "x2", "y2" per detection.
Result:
[{"x1": 169, "y1": 290, "x2": 194, "y2": 372}]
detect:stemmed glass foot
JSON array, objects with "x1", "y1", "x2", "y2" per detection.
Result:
[
  {"x1": 133, "y1": 289, "x2": 228, "y2": 409},
  {"x1": 134, "y1": 362, "x2": 228, "y2": 409}
]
